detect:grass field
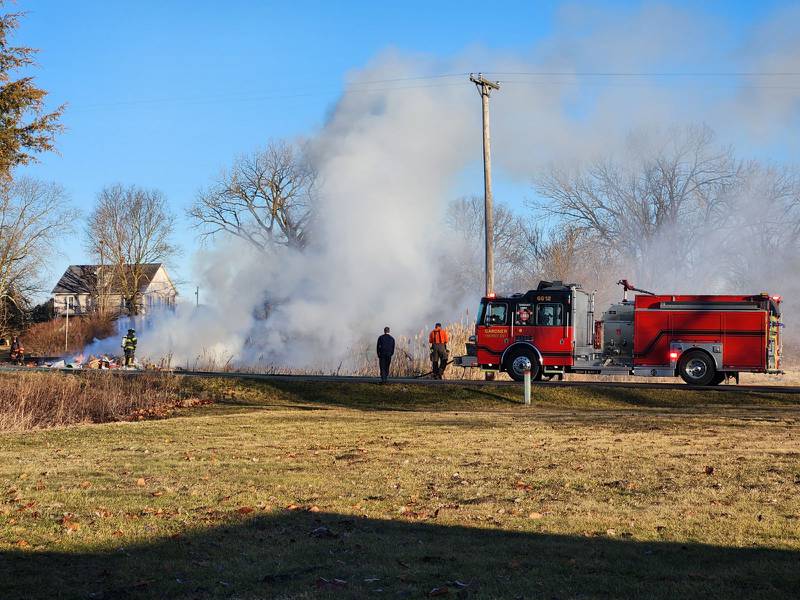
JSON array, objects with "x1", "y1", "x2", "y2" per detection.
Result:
[{"x1": 1, "y1": 377, "x2": 798, "y2": 599}]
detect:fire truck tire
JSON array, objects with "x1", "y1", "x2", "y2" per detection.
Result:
[
  {"x1": 710, "y1": 372, "x2": 726, "y2": 385},
  {"x1": 677, "y1": 350, "x2": 717, "y2": 386},
  {"x1": 503, "y1": 348, "x2": 540, "y2": 382}
]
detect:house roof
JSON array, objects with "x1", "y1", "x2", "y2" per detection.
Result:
[{"x1": 52, "y1": 263, "x2": 166, "y2": 295}]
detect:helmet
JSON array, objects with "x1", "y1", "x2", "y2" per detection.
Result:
[{"x1": 128, "y1": 329, "x2": 135, "y2": 334}]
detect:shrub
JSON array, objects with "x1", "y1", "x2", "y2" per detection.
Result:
[
  {"x1": 22, "y1": 314, "x2": 116, "y2": 356},
  {"x1": 0, "y1": 372, "x2": 202, "y2": 430}
]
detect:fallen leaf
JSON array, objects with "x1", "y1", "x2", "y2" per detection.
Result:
[
  {"x1": 606, "y1": 528, "x2": 617, "y2": 536},
  {"x1": 151, "y1": 491, "x2": 163, "y2": 497},
  {"x1": 528, "y1": 512, "x2": 543, "y2": 520},
  {"x1": 704, "y1": 466, "x2": 715, "y2": 476},
  {"x1": 236, "y1": 506, "x2": 254, "y2": 515},
  {"x1": 79, "y1": 481, "x2": 91, "y2": 489},
  {"x1": 62, "y1": 518, "x2": 80, "y2": 532},
  {"x1": 15, "y1": 539, "x2": 30, "y2": 548},
  {"x1": 308, "y1": 505, "x2": 321, "y2": 513},
  {"x1": 136, "y1": 478, "x2": 146, "y2": 487},
  {"x1": 112, "y1": 530, "x2": 124, "y2": 537}
]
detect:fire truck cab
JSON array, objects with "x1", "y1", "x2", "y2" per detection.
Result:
[{"x1": 456, "y1": 280, "x2": 783, "y2": 385}]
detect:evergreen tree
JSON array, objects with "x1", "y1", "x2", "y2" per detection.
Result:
[{"x1": 0, "y1": 5, "x2": 63, "y2": 179}]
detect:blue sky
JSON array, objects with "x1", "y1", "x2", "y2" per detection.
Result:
[{"x1": 13, "y1": 0, "x2": 796, "y2": 296}]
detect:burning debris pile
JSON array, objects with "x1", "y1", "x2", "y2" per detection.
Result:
[{"x1": 42, "y1": 353, "x2": 140, "y2": 370}]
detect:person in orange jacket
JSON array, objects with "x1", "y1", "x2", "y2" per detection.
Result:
[{"x1": 428, "y1": 323, "x2": 449, "y2": 379}]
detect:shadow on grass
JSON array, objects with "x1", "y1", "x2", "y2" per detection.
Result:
[
  {"x1": 204, "y1": 380, "x2": 525, "y2": 414},
  {"x1": 583, "y1": 385, "x2": 800, "y2": 411},
  {"x1": 1, "y1": 510, "x2": 796, "y2": 600},
  {"x1": 201, "y1": 379, "x2": 800, "y2": 417}
]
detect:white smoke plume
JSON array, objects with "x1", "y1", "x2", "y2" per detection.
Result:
[{"x1": 101, "y1": 3, "x2": 799, "y2": 369}]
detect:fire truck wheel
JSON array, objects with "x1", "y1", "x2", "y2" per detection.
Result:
[
  {"x1": 678, "y1": 350, "x2": 717, "y2": 386},
  {"x1": 710, "y1": 372, "x2": 726, "y2": 385},
  {"x1": 504, "y1": 348, "x2": 540, "y2": 382}
]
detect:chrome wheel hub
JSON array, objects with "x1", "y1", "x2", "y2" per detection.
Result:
[
  {"x1": 685, "y1": 358, "x2": 707, "y2": 380},
  {"x1": 512, "y1": 356, "x2": 533, "y2": 376}
]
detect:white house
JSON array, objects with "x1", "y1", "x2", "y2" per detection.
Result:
[{"x1": 52, "y1": 263, "x2": 177, "y2": 317}]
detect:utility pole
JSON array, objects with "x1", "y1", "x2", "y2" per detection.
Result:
[
  {"x1": 469, "y1": 73, "x2": 500, "y2": 297},
  {"x1": 64, "y1": 296, "x2": 70, "y2": 353},
  {"x1": 195, "y1": 286, "x2": 199, "y2": 307}
]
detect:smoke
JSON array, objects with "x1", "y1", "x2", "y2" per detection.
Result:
[{"x1": 114, "y1": 3, "x2": 799, "y2": 368}]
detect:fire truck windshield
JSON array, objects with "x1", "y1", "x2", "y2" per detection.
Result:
[{"x1": 484, "y1": 302, "x2": 508, "y2": 326}]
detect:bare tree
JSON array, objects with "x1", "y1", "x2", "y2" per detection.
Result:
[
  {"x1": 444, "y1": 195, "x2": 540, "y2": 295},
  {"x1": 189, "y1": 140, "x2": 316, "y2": 252},
  {"x1": 533, "y1": 125, "x2": 741, "y2": 287},
  {"x1": 0, "y1": 177, "x2": 74, "y2": 333},
  {"x1": 716, "y1": 164, "x2": 800, "y2": 290},
  {"x1": 86, "y1": 184, "x2": 177, "y2": 316}
]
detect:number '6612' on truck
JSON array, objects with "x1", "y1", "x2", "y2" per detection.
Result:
[{"x1": 455, "y1": 279, "x2": 783, "y2": 386}]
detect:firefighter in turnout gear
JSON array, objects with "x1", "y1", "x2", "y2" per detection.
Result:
[
  {"x1": 122, "y1": 329, "x2": 137, "y2": 367},
  {"x1": 428, "y1": 323, "x2": 449, "y2": 379}
]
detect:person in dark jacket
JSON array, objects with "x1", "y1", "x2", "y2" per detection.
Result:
[
  {"x1": 376, "y1": 327, "x2": 395, "y2": 383},
  {"x1": 9, "y1": 336, "x2": 24, "y2": 365}
]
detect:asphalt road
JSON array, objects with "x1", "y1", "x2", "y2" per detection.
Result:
[{"x1": 2, "y1": 365, "x2": 799, "y2": 395}]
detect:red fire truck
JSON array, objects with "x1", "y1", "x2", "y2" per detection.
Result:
[{"x1": 456, "y1": 280, "x2": 783, "y2": 385}]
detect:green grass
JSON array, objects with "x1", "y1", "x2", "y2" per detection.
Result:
[{"x1": 1, "y1": 377, "x2": 799, "y2": 599}]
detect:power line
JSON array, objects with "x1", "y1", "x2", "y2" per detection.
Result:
[
  {"x1": 484, "y1": 71, "x2": 800, "y2": 77},
  {"x1": 65, "y1": 70, "x2": 800, "y2": 113},
  {"x1": 69, "y1": 74, "x2": 470, "y2": 112},
  {"x1": 498, "y1": 79, "x2": 800, "y2": 91}
]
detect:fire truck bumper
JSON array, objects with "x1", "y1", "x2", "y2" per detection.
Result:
[{"x1": 454, "y1": 355, "x2": 478, "y2": 368}]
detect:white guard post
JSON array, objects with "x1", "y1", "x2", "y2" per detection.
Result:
[{"x1": 521, "y1": 357, "x2": 532, "y2": 405}]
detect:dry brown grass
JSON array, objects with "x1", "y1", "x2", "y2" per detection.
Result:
[
  {"x1": 173, "y1": 318, "x2": 483, "y2": 379},
  {"x1": 22, "y1": 314, "x2": 116, "y2": 356},
  {"x1": 350, "y1": 319, "x2": 477, "y2": 378},
  {"x1": 0, "y1": 372, "x2": 203, "y2": 431},
  {"x1": 0, "y1": 377, "x2": 797, "y2": 599}
]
